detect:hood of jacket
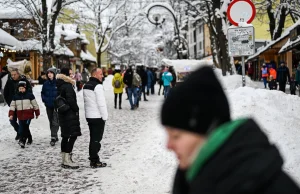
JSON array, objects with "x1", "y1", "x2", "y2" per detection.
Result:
[
  {"x1": 56, "y1": 73, "x2": 75, "y2": 88},
  {"x1": 114, "y1": 73, "x2": 122, "y2": 79},
  {"x1": 185, "y1": 119, "x2": 284, "y2": 193}
]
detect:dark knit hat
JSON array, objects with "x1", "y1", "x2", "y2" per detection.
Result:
[
  {"x1": 161, "y1": 66, "x2": 230, "y2": 135},
  {"x1": 2, "y1": 66, "x2": 8, "y2": 71},
  {"x1": 60, "y1": 67, "x2": 70, "y2": 76},
  {"x1": 18, "y1": 81, "x2": 27, "y2": 89}
]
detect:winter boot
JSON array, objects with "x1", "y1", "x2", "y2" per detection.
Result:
[
  {"x1": 18, "y1": 140, "x2": 25, "y2": 149},
  {"x1": 27, "y1": 137, "x2": 32, "y2": 145},
  {"x1": 119, "y1": 101, "x2": 122, "y2": 109},
  {"x1": 62, "y1": 153, "x2": 79, "y2": 169},
  {"x1": 90, "y1": 160, "x2": 107, "y2": 168},
  {"x1": 50, "y1": 137, "x2": 57, "y2": 146},
  {"x1": 15, "y1": 134, "x2": 20, "y2": 141}
]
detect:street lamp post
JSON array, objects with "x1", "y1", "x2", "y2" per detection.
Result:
[{"x1": 146, "y1": 4, "x2": 182, "y2": 59}]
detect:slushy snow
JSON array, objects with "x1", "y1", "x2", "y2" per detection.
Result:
[{"x1": 0, "y1": 69, "x2": 299, "y2": 193}]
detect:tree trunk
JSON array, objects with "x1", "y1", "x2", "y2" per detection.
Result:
[
  {"x1": 273, "y1": 6, "x2": 287, "y2": 40},
  {"x1": 42, "y1": 0, "x2": 48, "y2": 72},
  {"x1": 49, "y1": 0, "x2": 63, "y2": 49},
  {"x1": 97, "y1": 52, "x2": 102, "y2": 68},
  {"x1": 266, "y1": 0, "x2": 276, "y2": 40}
]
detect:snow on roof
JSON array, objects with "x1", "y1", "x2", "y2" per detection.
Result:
[
  {"x1": 53, "y1": 44, "x2": 74, "y2": 57},
  {"x1": 0, "y1": 28, "x2": 22, "y2": 49},
  {"x1": 20, "y1": 39, "x2": 42, "y2": 52},
  {"x1": 247, "y1": 19, "x2": 300, "y2": 61},
  {"x1": 0, "y1": 8, "x2": 32, "y2": 19},
  {"x1": 55, "y1": 24, "x2": 85, "y2": 42},
  {"x1": 81, "y1": 50, "x2": 96, "y2": 62},
  {"x1": 278, "y1": 36, "x2": 300, "y2": 54}
]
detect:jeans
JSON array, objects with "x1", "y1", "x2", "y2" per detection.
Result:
[
  {"x1": 128, "y1": 87, "x2": 138, "y2": 108},
  {"x1": 46, "y1": 107, "x2": 59, "y2": 138},
  {"x1": 86, "y1": 118, "x2": 105, "y2": 162},
  {"x1": 262, "y1": 77, "x2": 267, "y2": 88},
  {"x1": 164, "y1": 86, "x2": 170, "y2": 99},
  {"x1": 61, "y1": 136, "x2": 77, "y2": 153},
  {"x1": 19, "y1": 120, "x2": 32, "y2": 144},
  {"x1": 10, "y1": 111, "x2": 19, "y2": 134}
]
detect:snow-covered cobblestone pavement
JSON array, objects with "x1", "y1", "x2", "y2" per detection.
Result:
[{"x1": 0, "y1": 80, "x2": 176, "y2": 194}]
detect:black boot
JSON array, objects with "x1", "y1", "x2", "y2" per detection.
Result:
[
  {"x1": 119, "y1": 101, "x2": 122, "y2": 109},
  {"x1": 114, "y1": 99, "x2": 117, "y2": 109}
]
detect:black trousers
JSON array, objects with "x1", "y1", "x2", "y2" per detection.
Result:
[
  {"x1": 279, "y1": 82, "x2": 286, "y2": 93},
  {"x1": 158, "y1": 84, "x2": 164, "y2": 95},
  {"x1": 114, "y1": 93, "x2": 122, "y2": 108},
  {"x1": 61, "y1": 136, "x2": 77, "y2": 153},
  {"x1": 19, "y1": 120, "x2": 32, "y2": 144},
  {"x1": 46, "y1": 107, "x2": 59, "y2": 138},
  {"x1": 86, "y1": 118, "x2": 105, "y2": 162},
  {"x1": 291, "y1": 90, "x2": 296, "y2": 95}
]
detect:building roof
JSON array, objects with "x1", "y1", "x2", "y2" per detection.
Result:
[
  {"x1": 20, "y1": 39, "x2": 42, "y2": 52},
  {"x1": 53, "y1": 44, "x2": 74, "y2": 57},
  {"x1": 247, "y1": 19, "x2": 300, "y2": 61}
]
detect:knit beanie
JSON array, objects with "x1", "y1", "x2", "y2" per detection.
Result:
[
  {"x1": 18, "y1": 81, "x2": 27, "y2": 89},
  {"x1": 47, "y1": 67, "x2": 57, "y2": 76},
  {"x1": 60, "y1": 67, "x2": 70, "y2": 76},
  {"x1": 160, "y1": 66, "x2": 230, "y2": 135}
]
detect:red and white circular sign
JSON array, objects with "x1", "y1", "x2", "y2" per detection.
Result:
[{"x1": 227, "y1": 0, "x2": 256, "y2": 26}]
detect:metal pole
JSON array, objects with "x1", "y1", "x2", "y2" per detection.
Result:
[{"x1": 242, "y1": 56, "x2": 246, "y2": 87}]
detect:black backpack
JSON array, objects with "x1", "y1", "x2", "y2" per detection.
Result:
[{"x1": 54, "y1": 95, "x2": 70, "y2": 113}]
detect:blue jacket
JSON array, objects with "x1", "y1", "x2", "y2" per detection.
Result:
[
  {"x1": 147, "y1": 70, "x2": 153, "y2": 86},
  {"x1": 162, "y1": 71, "x2": 173, "y2": 86},
  {"x1": 41, "y1": 79, "x2": 57, "y2": 108}
]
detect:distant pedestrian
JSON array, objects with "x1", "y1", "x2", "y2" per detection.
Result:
[
  {"x1": 41, "y1": 67, "x2": 60, "y2": 146},
  {"x1": 124, "y1": 65, "x2": 141, "y2": 110},
  {"x1": 261, "y1": 64, "x2": 268, "y2": 88},
  {"x1": 81, "y1": 68, "x2": 89, "y2": 84},
  {"x1": 161, "y1": 66, "x2": 300, "y2": 194},
  {"x1": 112, "y1": 66, "x2": 124, "y2": 109},
  {"x1": 158, "y1": 68, "x2": 164, "y2": 96},
  {"x1": 295, "y1": 63, "x2": 300, "y2": 87},
  {"x1": 146, "y1": 67, "x2": 153, "y2": 96},
  {"x1": 277, "y1": 62, "x2": 291, "y2": 93},
  {"x1": 162, "y1": 66, "x2": 173, "y2": 99},
  {"x1": 151, "y1": 68, "x2": 157, "y2": 94},
  {"x1": 9, "y1": 81, "x2": 39, "y2": 148},
  {"x1": 169, "y1": 66, "x2": 177, "y2": 88},
  {"x1": 56, "y1": 67, "x2": 81, "y2": 169},
  {"x1": 74, "y1": 69, "x2": 82, "y2": 91},
  {"x1": 4, "y1": 68, "x2": 32, "y2": 140}
]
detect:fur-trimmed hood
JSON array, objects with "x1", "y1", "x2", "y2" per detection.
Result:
[{"x1": 56, "y1": 74, "x2": 75, "y2": 85}]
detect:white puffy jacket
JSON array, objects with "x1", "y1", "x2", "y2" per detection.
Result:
[{"x1": 83, "y1": 77, "x2": 108, "y2": 120}]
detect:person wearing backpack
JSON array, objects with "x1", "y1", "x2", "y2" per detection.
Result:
[
  {"x1": 112, "y1": 66, "x2": 124, "y2": 109},
  {"x1": 56, "y1": 67, "x2": 81, "y2": 169},
  {"x1": 124, "y1": 65, "x2": 141, "y2": 110}
]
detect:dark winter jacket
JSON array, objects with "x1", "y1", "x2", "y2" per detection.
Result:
[
  {"x1": 138, "y1": 69, "x2": 147, "y2": 87},
  {"x1": 158, "y1": 72, "x2": 163, "y2": 85},
  {"x1": 172, "y1": 119, "x2": 300, "y2": 194},
  {"x1": 152, "y1": 71, "x2": 157, "y2": 85},
  {"x1": 171, "y1": 71, "x2": 177, "y2": 88},
  {"x1": 56, "y1": 74, "x2": 81, "y2": 138},
  {"x1": 276, "y1": 66, "x2": 291, "y2": 83},
  {"x1": 147, "y1": 70, "x2": 153, "y2": 86},
  {"x1": 124, "y1": 69, "x2": 133, "y2": 87},
  {"x1": 0, "y1": 71, "x2": 8, "y2": 89},
  {"x1": 268, "y1": 80, "x2": 277, "y2": 90},
  {"x1": 4, "y1": 75, "x2": 32, "y2": 106},
  {"x1": 41, "y1": 79, "x2": 57, "y2": 108}
]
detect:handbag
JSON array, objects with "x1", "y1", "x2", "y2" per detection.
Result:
[{"x1": 54, "y1": 95, "x2": 70, "y2": 113}]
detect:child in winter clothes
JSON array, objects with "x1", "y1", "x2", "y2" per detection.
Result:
[
  {"x1": 9, "y1": 81, "x2": 40, "y2": 148},
  {"x1": 290, "y1": 77, "x2": 297, "y2": 95},
  {"x1": 268, "y1": 75, "x2": 277, "y2": 90}
]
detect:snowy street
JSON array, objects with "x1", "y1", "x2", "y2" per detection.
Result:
[
  {"x1": 1, "y1": 73, "x2": 300, "y2": 193},
  {"x1": 0, "y1": 76, "x2": 176, "y2": 194}
]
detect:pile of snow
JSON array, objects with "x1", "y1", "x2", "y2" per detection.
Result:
[{"x1": 162, "y1": 58, "x2": 213, "y2": 72}]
